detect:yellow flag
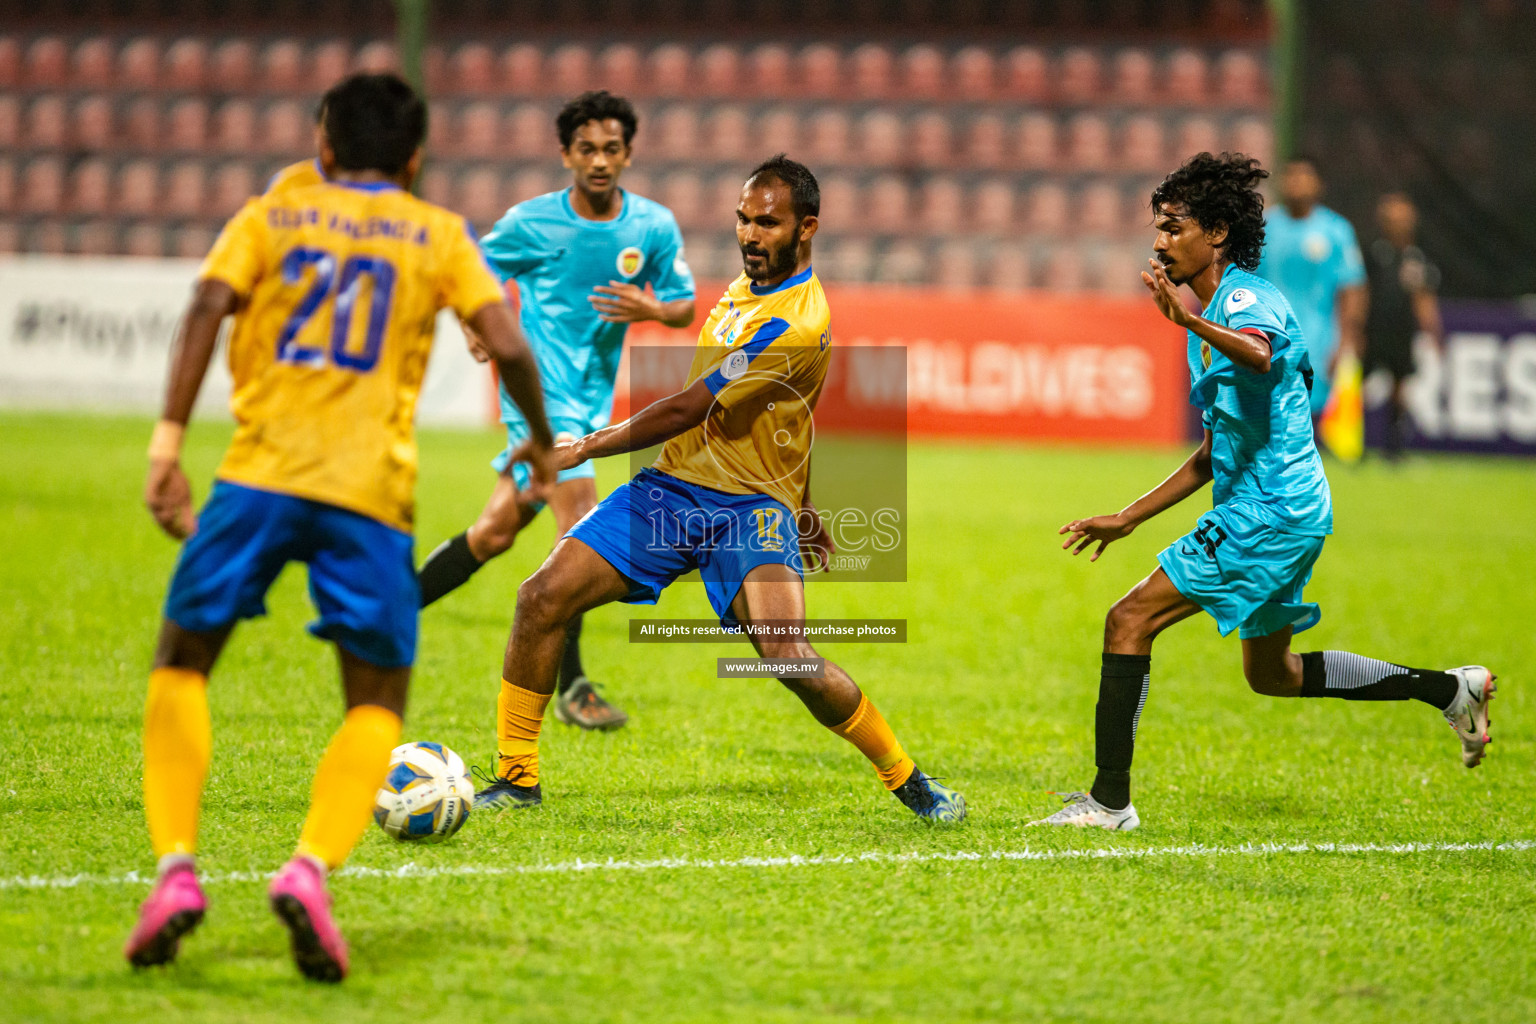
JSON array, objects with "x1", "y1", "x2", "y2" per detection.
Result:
[{"x1": 1319, "y1": 350, "x2": 1365, "y2": 463}]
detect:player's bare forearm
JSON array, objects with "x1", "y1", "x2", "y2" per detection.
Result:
[
  {"x1": 161, "y1": 279, "x2": 238, "y2": 426},
  {"x1": 659, "y1": 298, "x2": 696, "y2": 328},
  {"x1": 470, "y1": 301, "x2": 554, "y2": 446},
  {"x1": 566, "y1": 378, "x2": 714, "y2": 464},
  {"x1": 1412, "y1": 292, "x2": 1445, "y2": 348},
  {"x1": 1120, "y1": 433, "x2": 1214, "y2": 527}
]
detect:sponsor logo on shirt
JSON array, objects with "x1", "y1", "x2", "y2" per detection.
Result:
[
  {"x1": 1226, "y1": 288, "x2": 1257, "y2": 314},
  {"x1": 617, "y1": 245, "x2": 645, "y2": 278}
]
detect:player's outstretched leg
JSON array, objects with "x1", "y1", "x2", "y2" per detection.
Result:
[
  {"x1": 125, "y1": 623, "x2": 227, "y2": 969},
  {"x1": 733, "y1": 565, "x2": 965, "y2": 822},
  {"x1": 417, "y1": 472, "x2": 531, "y2": 608},
  {"x1": 474, "y1": 537, "x2": 633, "y2": 811},
  {"x1": 270, "y1": 652, "x2": 404, "y2": 983},
  {"x1": 548, "y1": 479, "x2": 628, "y2": 731},
  {"x1": 1030, "y1": 569, "x2": 1200, "y2": 831}
]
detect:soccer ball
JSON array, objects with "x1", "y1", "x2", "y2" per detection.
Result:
[{"x1": 373, "y1": 741, "x2": 474, "y2": 843}]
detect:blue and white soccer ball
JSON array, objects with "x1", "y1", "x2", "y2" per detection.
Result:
[{"x1": 373, "y1": 741, "x2": 474, "y2": 843}]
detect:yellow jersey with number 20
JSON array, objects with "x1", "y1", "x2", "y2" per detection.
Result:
[{"x1": 198, "y1": 180, "x2": 507, "y2": 532}]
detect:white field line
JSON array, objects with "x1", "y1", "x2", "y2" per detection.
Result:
[{"x1": 4, "y1": 839, "x2": 1534, "y2": 892}]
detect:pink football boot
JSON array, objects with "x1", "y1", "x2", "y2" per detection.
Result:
[
  {"x1": 124, "y1": 862, "x2": 206, "y2": 967},
  {"x1": 268, "y1": 857, "x2": 349, "y2": 982}
]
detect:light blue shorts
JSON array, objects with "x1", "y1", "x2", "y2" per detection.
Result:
[{"x1": 1157, "y1": 503, "x2": 1326, "y2": 639}]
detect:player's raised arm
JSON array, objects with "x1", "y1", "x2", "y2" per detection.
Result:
[
  {"x1": 1060, "y1": 430, "x2": 1214, "y2": 561},
  {"x1": 1143, "y1": 258, "x2": 1273, "y2": 374},
  {"x1": 144, "y1": 278, "x2": 239, "y2": 540},
  {"x1": 554, "y1": 375, "x2": 715, "y2": 468}
]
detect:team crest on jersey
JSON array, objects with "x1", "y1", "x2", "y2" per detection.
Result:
[
  {"x1": 722, "y1": 348, "x2": 750, "y2": 380},
  {"x1": 617, "y1": 245, "x2": 645, "y2": 278},
  {"x1": 1226, "y1": 288, "x2": 1257, "y2": 314},
  {"x1": 1304, "y1": 233, "x2": 1330, "y2": 262}
]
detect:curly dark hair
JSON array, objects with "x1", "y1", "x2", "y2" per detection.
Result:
[
  {"x1": 1150, "y1": 152, "x2": 1269, "y2": 271},
  {"x1": 556, "y1": 90, "x2": 638, "y2": 149}
]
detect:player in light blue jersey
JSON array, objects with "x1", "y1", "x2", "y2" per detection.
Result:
[
  {"x1": 1032, "y1": 153, "x2": 1494, "y2": 831},
  {"x1": 416, "y1": 91, "x2": 696, "y2": 731},
  {"x1": 1255, "y1": 156, "x2": 1367, "y2": 417}
]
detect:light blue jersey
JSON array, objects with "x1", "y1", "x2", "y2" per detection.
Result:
[
  {"x1": 1190, "y1": 266, "x2": 1332, "y2": 538},
  {"x1": 1255, "y1": 205, "x2": 1365, "y2": 412},
  {"x1": 480, "y1": 188, "x2": 695, "y2": 430}
]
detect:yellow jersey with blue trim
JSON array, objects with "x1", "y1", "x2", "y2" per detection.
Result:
[
  {"x1": 198, "y1": 179, "x2": 507, "y2": 532},
  {"x1": 264, "y1": 159, "x2": 327, "y2": 195},
  {"x1": 653, "y1": 265, "x2": 831, "y2": 514}
]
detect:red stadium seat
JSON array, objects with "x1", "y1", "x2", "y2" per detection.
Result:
[
  {"x1": 1066, "y1": 113, "x2": 1112, "y2": 171},
  {"x1": 798, "y1": 44, "x2": 842, "y2": 98},
  {"x1": 1016, "y1": 113, "x2": 1058, "y2": 170},
  {"x1": 1058, "y1": 47, "x2": 1102, "y2": 105},
  {"x1": 1120, "y1": 114, "x2": 1165, "y2": 173},
  {"x1": 354, "y1": 41, "x2": 398, "y2": 74},
  {"x1": 124, "y1": 222, "x2": 165, "y2": 258},
  {"x1": 965, "y1": 113, "x2": 1008, "y2": 170},
  {"x1": 172, "y1": 225, "x2": 216, "y2": 260},
  {"x1": 697, "y1": 44, "x2": 740, "y2": 97},
  {"x1": 849, "y1": 43, "x2": 892, "y2": 100},
  {"x1": 653, "y1": 105, "x2": 698, "y2": 162},
  {"x1": 0, "y1": 96, "x2": 17, "y2": 149},
  {"x1": 0, "y1": 38, "x2": 20, "y2": 89},
  {"x1": 72, "y1": 37, "x2": 116, "y2": 88},
  {"x1": 1098, "y1": 241, "x2": 1152, "y2": 296},
  {"x1": 873, "y1": 239, "x2": 926, "y2": 285},
  {"x1": 116, "y1": 159, "x2": 159, "y2": 216},
  {"x1": 706, "y1": 172, "x2": 743, "y2": 222},
  {"x1": 865, "y1": 176, "x2": 910, "y2": 231},
  {"x1": 29, "y1": 222, "x2": 69, "y2": 255},
  {"x1": 1175, "y1": 115, "x2": 1220, "y2": 160},
  {"x1": 421, "y1": 45, "x2": 447, "y2": 95},
  {"x1": 166, "y1": 98, "x2": 210, "y2": 152},
  {"x1": 67, "y1": 157, "x2": 112, "y2": 216},
  {"x1": 909, "y1": 112, "x2": 952, "y2": 169},
  {"x1": 73, "y1": 220, "x2": 119, "y2": 256},
  {"x1": 1079, "y1": 180, "x2": 1124, "y2": 236},
  {"x1": 660, "y1": 171, "x2": 704, "y2": 230},
  {"x1": 501, "y1": 43, "x2": 542, "y2": 95},
  {"x1": 1230, "y1": 117, "x2": 1273, "y2": 166},
  {"x1": 988, "y1": 243, "x2": 1032, "y2": 293},
  {"x1": 162, "y1": 160, "x2": 208, "y2": 218},
  {"x1": 425, "y1": 100, "x2": 452, "y2": 153},
  {"x1": 211, "y1": 40, "x2": 255, "y2": 92},
  {"x1": 262, "y1": 40, "x2": 306, "y2": 93},
  {"x1": 263, "y1": 100, "x2": 309, "y2": 156},
  {"x1": 450, "y1": 42, "x2": 496, "y2": 95},
  {"x1": 0, "y1": 159, "x2": 15, "y2": 214},
  {"x1": 821, "y1": 237, "x2": 873, "y2": 283},
  {"x1": 1043, "y1": 243, "x2": 1086, "y2": 292},
  {"x1": 748, "y1": 44, "x2": 792, "y2": 98},
  {"x1": 900, "y1": 45, "x2": 945, "y2": 101},
  {"x1": 549, "y1": 44, "x2": 592, "y2": 97},
  {"x1": 311, "y1": 40, "x2": 351, "y2": 91},
  {"x1": 971, "y1": 179, "x2": 1016, "y2": 235},
  {"x1": 507, "y1": 167, "x2": 549, "y2": 207},
  {"x1": 1001, "y1": 45, "x2": 1049, "y2": 102},
  {"x1": 213, "y1": 100, "x2": 258, "y2": 154},
  {"x1": 596, "y1": 44, "x2": 641, "y2": 95},
  {"x1": 1111, "y1": 48, "x2": 1156, "y2": 106},
  {"x1": 25, "y1": 36, "x2": 69, "y2": 88},
  {"x1": 1215, "y1": 50, "x2": 1265, "y2": 108},
  {"x1": 457, "y1": 101, "x2": 503, "y2": 159},
  {"x1": 649, "y1": 44, "x2": 690, "y2": 98},
  {"x1": 505, "y1": 103, "x2": 550, "y2": 159},
  {"x1": 1023, "y1": 182, "x2": 1070, "y2": 237},
  {"x1": 856, "y1": 110, "x2": 903, "y2": 168},
  {"x1": 805, "y1": 109, "x2": 850, "y2": 166},
  {"x1": 618, "y1": 169, "x2": 650, "y2": 200},
  {"x1": 163, "y1": 38, "x2": 208, "y2": 91},
  {"x1": 120, "y1": 37, "x2": 160, "y2": 90},
  {"x1": 702, "y1": 105, "x2": 750, "y2": 164},
  {"x1": 122, "y1": 97, "x2": 161, "y2": 151},
  {"x1": 951, "y1": 46, "x2": 995, "y2": 103},
  {"x1": 934, "y1": 240, "x2": 978, "y2": 292},
  {"x1": 25, "y1": 95, "x2": 68, "y2": 150},
  {"x1": 916, "y1": 176, "x2": 964, "y2": 235},
  {"x1": 1164, "y1": 49, "x2": 1209, "y2": 106},
  {"x1": 757, "y1": 107, "x2": 800, "y2": 156},
  {"x1": 209, "y1": 161, "x2": 255, "y2": 217},
  {"x1": 72, "y1": 95, "x2": 114, "y2": 150},
  {"x1": 816, "y1": 175, "x2": 859, "y2": 235},
  {"x1": 418, "y1": 167, "x2": 452, "y2": 209},
  {"x1": 458, "y1": 166, "x2": 504, "y2": 226}
]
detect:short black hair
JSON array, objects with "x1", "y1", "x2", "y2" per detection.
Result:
[
  {"x1": 557, "y1": 90, "x2": 638, "y2": 149},
  {"x1": 1285, "y1": 152, "x2": 1320, "y2": 171},
  {"x1": 1151, "y1": 151, "x2": 1269, "y2": 271},
  {"x1": 746, "y1": 154, "x2": 820, "y2": 221},
  {"x1": 321, "y1": 73, "x2": 425, "y2": 176}
]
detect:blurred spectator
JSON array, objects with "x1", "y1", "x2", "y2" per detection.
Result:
[{"x1": 1364, "y1": 192, "x2": 1444, "y2": 458}]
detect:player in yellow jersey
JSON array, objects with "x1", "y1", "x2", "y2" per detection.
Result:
[
  {"x1": 124, "y1": 74, "x2": 554, "y2": 983},
  {"x1": 472, "y1": 155, "x2": 965, "y2": 822}
]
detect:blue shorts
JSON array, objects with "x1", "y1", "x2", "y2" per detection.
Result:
[
  {"x1": 491, "y1": 411, "x2": 601, "y2": 500},
  {"x1": 567, "y1": 468, "x2": 803, "y2": 628},
  {"x1": 163, "y1": 481, "x2": 418, "y2": 667},
  {"x1": 1157, "y1": 502, "x2": 1326, "y2": 640}
]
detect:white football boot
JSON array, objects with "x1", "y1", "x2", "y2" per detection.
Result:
[
  {"x1": 1027, "y1": 791, "x2": 1140, "y2": 831},
  {"x1": 1443, "y1": 666, "x2": 1496, "y2": 768}
]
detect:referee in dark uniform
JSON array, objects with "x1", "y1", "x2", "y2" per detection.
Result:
[{"x1": 1364, "y1": 192, "x2": 1445, "y2": 458}]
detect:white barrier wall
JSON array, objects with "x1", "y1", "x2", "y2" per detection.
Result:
[{"x1": 0, "y1": 256, "x2": 496, "y2": 426}]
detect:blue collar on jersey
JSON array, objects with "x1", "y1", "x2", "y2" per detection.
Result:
[
  {"x1": 332, "y1": 179, "x2": 402, "y2": 193},
  {"x1": 749, "y1": 264, "x2": 813, "y2": 296}
]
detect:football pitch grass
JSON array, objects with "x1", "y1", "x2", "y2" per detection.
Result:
[{"x1": 3, "y1": 411, "x2": 1532, "y2": 1024}]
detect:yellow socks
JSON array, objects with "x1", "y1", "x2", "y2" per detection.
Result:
[
  {"x1": 830, "y1": 693, "x2": 915, "y2": 790},
  {"x1": 295, "y1": 704, "x2": 402, "y2": 871},
  {"x1": 497, "y1": 679, "x2": 550, "y2": 785},
  {"x1": 143, "y1": 667, "x2": 213, "y2": 859}
]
